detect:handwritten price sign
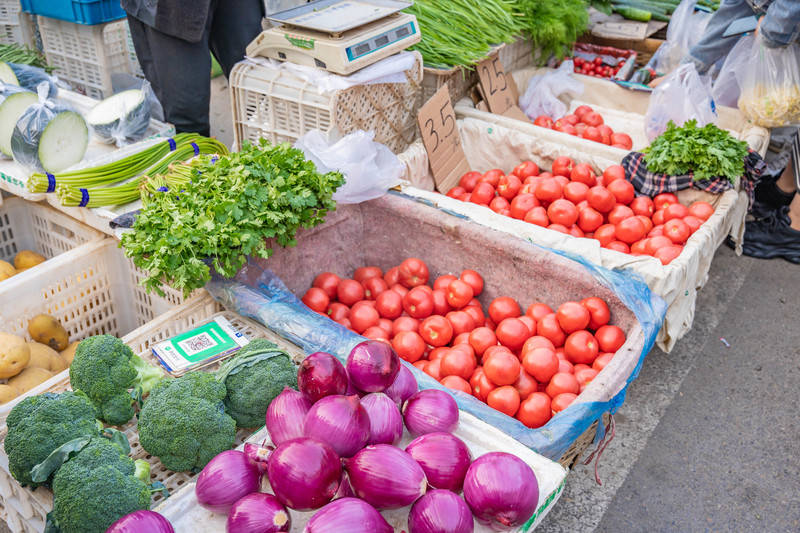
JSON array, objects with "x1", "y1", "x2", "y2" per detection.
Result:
[{"x1": 417, "y1": 85, "x2": 470, "y2": 192}]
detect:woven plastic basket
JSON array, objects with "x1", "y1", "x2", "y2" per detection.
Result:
[{"x1": 230, "y1": 52, "x2": 423, "y2": 153}]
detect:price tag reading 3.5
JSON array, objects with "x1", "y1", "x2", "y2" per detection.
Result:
[{"x1": 417, "y1": 84, "x2": 470, "y2": 192}]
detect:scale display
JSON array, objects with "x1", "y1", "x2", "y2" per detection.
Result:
[{"x1": 346, "y1": 20, "x2": 415, "y2": 60}]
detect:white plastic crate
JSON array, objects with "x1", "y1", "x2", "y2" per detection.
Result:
[
  {"x1": 230, "y1": 52, "x2": 423, "y2": 153},
  {"x1": 38, "y1": 16, "x2": 132, "y2": 99},
  {"x1": 0, "y1": 12, "x2": 35, "y2": 47},
  {"x1": 0, "y1": 0, "x2": 20, "y2": 25},
  {"x1": 124, "y1": 19, "x2": 144, "y2": 78}
]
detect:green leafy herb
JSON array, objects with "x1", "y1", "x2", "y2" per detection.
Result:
[
  {"x1": 121, "y1": 139, "x2": 344, "y2": 296},
  {"x1": 643, "y1": 120, "x2": 749, "y2": 183},
  {"x1": 514, "y1": 0, "x2": 589, "y2": 64}
]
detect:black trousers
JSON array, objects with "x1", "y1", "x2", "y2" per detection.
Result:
[{"x1": 127, "y1": 0, "x2": 264, "y2": 136}]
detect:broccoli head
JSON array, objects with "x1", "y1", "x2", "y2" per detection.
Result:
[
  {"x1": 216, "y1": 339, "x2": 298, "y2": 428},
  {"x1": 51, "y1": 437, "x2": 151, "y2": 533},
  {"x1": 69, "y1": 335, "x2": 163, "y2": 426},
  {"x1": 137, "y1": 371, "x2": 236, "y2": 472},
  {"x1": 4, "y1": 391, "x2": 99, "y2": 487}
]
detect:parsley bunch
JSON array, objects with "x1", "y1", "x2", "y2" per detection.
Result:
[
  {"x1": 643, "y1": 120, "x2": 749, "y2": 183},
  {"x1": 122, "y1": 140, "x2": 344, "y2": 296}
]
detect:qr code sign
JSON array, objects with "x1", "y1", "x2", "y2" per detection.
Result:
[{"x1": 178, "y1": 332, "x2": 218, "y2": 355}]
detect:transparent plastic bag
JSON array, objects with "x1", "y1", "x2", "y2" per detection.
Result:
[
  {"x1": 87, "y1": 80, "x2": 153, "y2": 147},
  {"x1": 650, "y1": 0, "x2": 712, "y2": 74},
  {"x1": 645, "y1": 63, "x2": 717, "y2": 141},
  {"x1": 712, "y1": 34, "x2": 753, "y2": 109},
  {"x1": 736, "y1": 35, "x2": 800, "y2": 127},
  {"x1": 0, "y1": 62, "x2": 61, "y2": 98},
  {"x1": 519, "y1": 60, "x2": 583, "y2": 120},
  {"x1": 295, "y1": 130, "x2": 403, "y2": 204}
]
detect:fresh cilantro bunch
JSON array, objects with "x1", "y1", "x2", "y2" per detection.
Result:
[
  {"x1": 122, "y1": 139, "x2": 344, "y2": 296},
  {"x1": 643, "y1": 120, "x2": 749, "y2": 183}
]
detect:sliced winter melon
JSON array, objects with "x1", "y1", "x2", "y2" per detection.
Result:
[
  {"x1": 0, "y1": 88, "x2": 37, "y2": 157},
  {"x1": 11, "y1": 106, "x2": 88, "y2": 173},
  {"x1": 0, "y1": 62, "x2": 19, "y2": 86},
  {"x1": 4, "y1": 63, "x2": 57, "y2": 98},
  {"x1": 87, "y1": 89, "x2": 151, "y2": 144}
]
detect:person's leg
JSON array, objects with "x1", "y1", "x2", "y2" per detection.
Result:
[
  {"x1": 742, "y1": 191, "x2": 800, "y2": 262},
  {"x1": 755, "y1": 158, "x2": 796, "y2": 211},
  {"x1": 776, "y1": 159, "x2": 797, "y2": 194},
  {"x1": 207, "y1": 0, "x2": 264, "y2": 77}
]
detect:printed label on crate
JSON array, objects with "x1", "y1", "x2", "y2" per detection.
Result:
[
  {"x1": 151, "y1": 316, "x2": 249, "y2": 375},
  {"x1": 417, "y1": 84, "x2": 470, "y2": 193}
]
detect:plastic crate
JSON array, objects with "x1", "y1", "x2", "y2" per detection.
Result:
[
  {"x1": 229, "y1": 52, "x2": 423, "y2": 153},
  {"x1": 21, "y1": 0, "x2": 124, "y2": 25},
  {"x1": 124, "y1": 19, "x2": 143, "y2": 78},
  {"x1": 38, "y1": 16, "x2": 131, "y2": 99},
  {"x1": 0, "y1": 0, "x2": 21, "y2": 25},
  {"x1": 0, "y1": 292, "x2": 308, "y2": 533},
  {"x1": 0, "y1": 12, "x2": 35, "y2": 47}
]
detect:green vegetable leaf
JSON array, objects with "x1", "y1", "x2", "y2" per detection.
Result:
[{"x1": 31, "y1": 436, "x2": 92, "y2": 483}]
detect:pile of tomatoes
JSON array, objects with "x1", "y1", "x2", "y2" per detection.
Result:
[
  {"x1": 572, "y1": 56, "x2": 622, "y2": 79},
  {"x1": 445, "y1": 157, "x2": 715, "y2": 265},
  {"x1": 301, "y1": 258, "x2": 627, "y2": 429},
  {"x1": 532, "y1": 105, "x2": 634, "y2": 150}
]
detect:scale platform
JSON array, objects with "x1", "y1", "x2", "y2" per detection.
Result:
[{"x1": 247, "y1": 0, "x2": 420, "y2": 75}]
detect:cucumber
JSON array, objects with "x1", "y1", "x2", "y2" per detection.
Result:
[
  {"x1": 11, "y1": 103, "x2": 88, "y2": 173},
  {"x1": 612, "y1": 0, "x2": 667, "y2": 14},
  {"x1": 613, "y1": 5, "x2": 652, "y2": 21},
  {"x1": 86, "y1": 89, "x2": 151, "y2": 145},
  {"x1": 0, "y1": 87, "x2": 36, "y2": 157}
]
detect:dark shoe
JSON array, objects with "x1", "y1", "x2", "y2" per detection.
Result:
[
  {"x1": 754, "y1": 177, "x2": 794, "y2": 210},
  {"x1": 742, "y1": 207, "x2": 800, "y2": 264},
  {"x1": 749, "y1": 200, "x2": 779, "y2": 221}
]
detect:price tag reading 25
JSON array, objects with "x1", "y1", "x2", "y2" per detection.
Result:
[
  {"x1": 417, "y1": 84, "x2": 470, "y2": 192},
  {"x1": 477, "y1": 56, "x2": 515, "y2": 114}
]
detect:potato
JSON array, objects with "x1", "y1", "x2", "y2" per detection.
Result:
[
  {"x1": 27, "y1": 314, "x2": 69, "y2": 351},
  {"x1": 13, "y1": 250, "x2": 45, "y2": 271},
  {"x1": 0, "y1": 260, "x2": 15, "y2": 281},
  {"x1": 8, "y1": 367, "x2": 53, "y2": 394},
  {"x1": 27, "y1": 342, "x2": 66, "y2": 372},
  {"x1": 0, "y1": 384, "x2": 17, "y2": 404},
  {"x1": 60, "y1": 341, "x2": 79, "y2": 366},
  {"x1": 0, "y1": 333, "x2": 30, "y2": 378}
]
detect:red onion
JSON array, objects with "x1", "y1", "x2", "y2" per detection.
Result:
[
  {"x1": 266, "y1": 387, "x2": 312, "y2": 445},
  {"x1": 244, "y1": 441, "x2": 271, "y2": 474},
  {"x1": 403, "y1": 390, "x2": 459, "y2": 436},
  {"x1": 303, "y1": 498, "x2": 392, "y2": 533},
  {"x1": 227, "y1": 492, "x2": 291, "y2": 533},
  {"x1": 360, "y1": 393, "x2": 403, "y2": 445},
  {"x1": 408, "y1": 490, "x2": 474, "y2": 533},
  {"x1": 346, "y1": 340, "x2": 400, "y2": 393},
  {"x1": 195, "y1": 450, "x2": 261, "y2": 513},
  {"x1": 463, "y1": 452, "x2": 539, "y2": 529},
  {"x1": 304, "y1": 395, "x2": 370, "y2": 457},
  {"x1": 332, "y1": 472, "x2": 355, "y2": 500},
  {"x1": 345, "y1": 444, "x2": 427, "y2": 510},
  {"x1": 405, "y1": 432, "x2": 472, "y2": 492},
  {"x1": 106, "y1": 511, "x2": 174, "y2": 533},
  {"x1": 298, "y1": 352, "x2": 349, "y2": 403},
  {"x1": 384, "y1": 364, "x2": 418, "y2": 405},
  {"x1": 267, "y1": 437, "x2": 341, "y2": 511}
]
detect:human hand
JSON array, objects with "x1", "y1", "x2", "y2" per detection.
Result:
[{"x1": 648, "y1": 75, "x2": 666, "y2": 88}]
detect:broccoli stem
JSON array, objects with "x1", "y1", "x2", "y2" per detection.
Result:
[{"x1": 134, "y1": 460, "x2": 151, "y2": 484}]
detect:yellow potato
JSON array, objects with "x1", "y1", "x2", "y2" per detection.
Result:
[
  {"x1": 60, "y1": 341, "x2": 80, "y2": 366},
  {"x1": 0, "y1": 384, "x2": 17, "y2": 404},
  {"x1": 27, "y1": 342, "x2": 65, "y2": 372},
  {"x1": 8, "y1": 367, "x2": 53, "y2": 394},
  {"x1": 0, "y1": 260, "x2": 15, "y2": 280},
  {"x1": 0, "y1": 333, "x2": 30, "y2": 379},
  {"x1": 13, "y1": 250, "x2": 45, "y2": 271},
  {"x1": 27, "y1": 314, "x2": 69, "y2": 351}
]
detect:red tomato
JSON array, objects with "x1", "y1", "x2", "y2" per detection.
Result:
[
  {"x1": 545, "y1": 372, "x2": 580, "y2": 397},
  {"x1": 593, "y1": 224, "x2": 617, "y2": 246},
  {"x1": 443, "y1": 311, "x2": 473, "y2": 337},
  {"x1": 397, "y1": 258, "x2": 429, "y2": 288},
  {"x1": 564, "y1": 330, "x2": 599, "y2": 364},
  {"x1": 431, "y1": 289, "x2": 450, "y2": 316},
  {"x1": 392, "y1": 330, "x2": 426, "y2": 362},
  {"x1": 517, "y1": 392, "x2": 552, "y2": 428},
  {"x1": 587, "y1": 186, "x2": 616, "y2": 213},
  {"x1": 522, "y1": 334, "x2": 556, "y2": 353},
  {"x1": 636, "y1": 215, "x2": 654, "y2": 234},
  {"x1": 569, "y1": 225, "x2": 585, "y2": 238},
  {"x1": 495, "y1": 317, "x2": 531, "y2": 351},
  {"x1": 601, "y1": 165, "x2": 625, "y2": 186},
  {"x1": 663, "y1": 203, "x2": 689, "y2": 221},
  {"x1": 537, "y1": 313, "x2": 566, "y2": 347},
  {"x1": 526, "y1": 303, "x2": 554, "y2": 322},
  {"x1": 652, "y1": 209, "x2": 666, "y2": 226},
  {"x1": 488, "y1": 296, "x2": 521, "y2": 323},
  {"x1": 481, "y1": 345, "x2": 510, "y2": 364},
  {"x1": 463, "y1": 305, "x2": 485, "y2": 328},
  {"x1": 483, "y1": 350, "x2": 521, "y2": 386},
  {"x1": 441, "y1": 348, "x2": 476, "y2": 380},
  {"x1": 605, "y1": 241, "x2": 630, "y2": 253},
  {"x1": 534, "y1": 115, "x2": 555, "y2": 129},
  {"x1": 524, "y1": 206, "x2": 549, "y2": 226},
  {"x1": 597, "y1": 124, "x2": 613, "y2": 145},
  {"x1": 487, "y1": 386, "x2": 521, "y2": 417},
  {"x1": 459, "y1": 171, "x2": 481, "y2": 192},
  {"x1": 608, "y1": 205, "x2": 635, "y2": 225},
  {"x1": 615, "y1": 216, "x2": 647, "y2": 244},
  {"x1": 513, "y1": 160, "x2": 540, "y2": 179},
  {"x1": 377, "y1": 318, "x2": 393, "y2": 335},
  {"x1": 362, "y1": 326, "x2": 388, "y2": 342},
  {"x1": 337, "y1": 318, "x2": 352, "y2": 330},
  {"x1": 384, "y1": 266, "x2": 400, "y2": 286},
  {"x1": 683, "y1": 215, "x2": 703, "y2": 233},
  {"x1": 574, "y1": 105, "x2": 593, "y2": 118},
  {"x1": 495, "y1": 174, "x2": 521, "y2": 200},
  {"x1": 313, "y1": 272, "x2": 341, "y2": 300},
  {"x1": 470, "y1": 182, "x2": 495, "y2": 205},
  {"x1": 489, "y1": 196, "x2": 510, "y2": 213},
  {"x1": 433, "y1": 274, "x2": 457, "y2": 291},
  {"x1": 563, "y1": 114, "x2": 579, "y2": 125},
  {"x1": 514, "y1": 369, "x2": 538, "y2": 400},
  {"x1": 578, "y1": 206, "x2": 604, "y2": 233},
  {"x1": 654, "y1": 193, "x2": 679, "y2": 211},
  {"x1": 327, "y1": 302, "x2": 349, "y2": 322},
  {"x1": 557, "y1": 359, "x2": 574, "y2": 374},
  {"x1": 570, "y1": 163, "x2": 597, "y2": 187},
  {"x1": 582, "y1": 111, "x2": 604, "y2": 127},
  {"x1": 664, "y1": 218, "x2": 690, "y2": 244},
  {"x1": 446, "y1": 279, "x2": 474, "y2": 309},
  {"x1": 551, "y1": 392, "x2": 577, "y2": 413},
  {"x1": 522, "y1": 347, "x2": 559, "y2": 383},
  {"x1": 352, "y1": 300, "x2": 376, "y2": 311},
  {"x1": 441, "y1": 375, "x2": 471, "y2": 395},
  {"x1": 547, "y1": 199, "x2": 579, "y2": 227},
  {"x1": 453, "y1": 332, "x2": 471, "y2": 345},
  {"x1": 630, "y1": 196, "x2": 654, "y2": 217},
  {"x1": 595, "y1": 325, "x2": 626, "y2": 352},
  {"x1": 362, "y1": 277, "x2": 388, "y2": 300},
  {"x1": 574, "y1": 123, "x2": 587, "y2": 136},
  {"x1": 547, "y1": 223, "x2": 569, "y2": 234},
  {"x1": 563, "y1": 181, "x2": 590, "y2": 203},
  {"x1": 337, "y1": 279, "x2": 365, "y2": 306},
  {"x1": 688, "y1": 201, "x2": 714, "y2": 221},
  {"x1": 554, "y1": 122, "x2": 577, "y2": 135},
  {"x1": 302, "y1": 287, "x2": 330, "y2": 313},
  {"x1": 645, "y1": 235, "x2": 673, "y2": 255},
  {"x1": 610, "y1": 132, "x2": 632, "y2": 150},
  {"x1": 607, "y1": 179, "x2": 635, "y2": 205},
  {"x1": 375, "y1": 290, "x2": 403, "y2": 319},
  {"x1": 468, "y1": 327, "x2": 497, "y2": 356},
  {"x1": 354, "y1": 266, "x2": 382, "y2": 282},
  {"x1": 551, "y1": 156, "x2": 575, "y2": 177},
  {"x1": 519, "y1": 315, "x2": 537, "y2": 336},
  {"x1": 580, "y1": 297, "x2": 610, "y2": 330},
  {"x1": 403, "y1": 286, "x2": 434, "y2": 318},
  {"x1": 418, "y1": 315, "x2": 453, "y2": 347},
  {"x1": 459, "y1": 269, "x2": 484, "y2": 296},
  {"x1": 592, "y1": 352, "x2": 614, "y2": 372},
  {"x1": 556, "y1": 302, "x2": 591, "y2": 333},
  {"x1": 470, "y1": 368, "x2": 497, "y2": 402},
  {"x1": 428, "y1": 346, "x2": 449, "y2": 362},
  {"x1": 533, "y1": 179, "x2": 563, "y2": 204},
  {"x1": 509, "y1": 193, "x2": 538, "y2": 219},
  {"x1": 447, "y1": 186, "x2": 466, "y2": 199},
  {"x1": 581, "y1": 126, "x2": 602, "y2": 143},
  {"x1": 575, "y1": 367, "x2": 598, "y2": 388}
]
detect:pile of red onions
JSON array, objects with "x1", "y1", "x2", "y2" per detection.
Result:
[{"x1": 106, "y1": 511, "x2": 174, "y2": 533}]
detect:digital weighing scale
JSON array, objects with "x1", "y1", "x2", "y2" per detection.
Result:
[{"x1": 246, "y1": 0, "x2": 420, "y2": 75}]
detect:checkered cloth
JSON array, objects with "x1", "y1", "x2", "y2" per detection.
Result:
[{"x1": 621, "y1": 150, "x2": 765, "y2": 206}]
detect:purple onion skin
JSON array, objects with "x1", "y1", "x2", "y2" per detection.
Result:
[
  {"x1": 244, "y1": 442, "x2": 271, "y2": 474},
  {"x1": 106, "y1": 511, "x2": 175, "y2": 533},
  {"x1": 346, "y1": 341, "x2": 400, "y2": 393},
  {"x1": 298, "y1": 352, "x2": 349, "y2": 403},
  {"x1": 304, "y1": 498, "x2": 392, "y2": 533},
  {"x1": 384, "y1": 364, "x2": 418, "y2": 405},
  {"x1": 345, "y1": 444, "x2": 427, "y2": 510},
  {"x1": 360, "y1": 393, "x2": 403, "y2": 445},
  {"x1": 195, "y1": 450, "x2": 261, "y2": 514},
  {"x1": 408, "y1": 490, "x2": 475, "y2": 533},
  {"x1": 267, "y1": 437, "x2": 342, "y2": 511},
  {"x1": 463, "y1": 452, "x2": 539, "y2": 529},
  {"x1": 266, "y1": 387, "x2": 312, "y2": 445},
  {"x1": 227, "y1": 493, "x2": 291, "y2": 533},
  {"x1": 332, "y1": 472, "x2": 355, "y2": 500},
  {"x1": 304, "y1": 395, "x2": 370, "y2": 457},
  {"x1": 403, "y1": 390, "x2": 459, "y2": 436},
  {"x1": 405, "y1": 432, "x2": 472, "y2": 492}
]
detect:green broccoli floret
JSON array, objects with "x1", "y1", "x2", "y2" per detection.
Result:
[
  {"x1": 216, "y1": 339, "x2": 298, "y2": 428},
  {"x1": 69, "y1": 335, "x2": 163, "y2": 426},
  {"x1": 51, "y1": 437, "x2": 151, "y2": 533},
  {"x1": 137, "y1": 372, "x2": 236, "y2": 472},
  {"x1": 4, "y1": 391, "x2": 100, "y2": 487}
]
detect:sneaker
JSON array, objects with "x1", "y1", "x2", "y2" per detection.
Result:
[
  {"x1": 749, "y1": 200, "x2": 779, "y2": 221},
  {"x1": 742, "y1": 207, "x2": 800, "y2": 264},
  {"x1": 754, "y1": 177, "x2": 795, "y2": 209}
]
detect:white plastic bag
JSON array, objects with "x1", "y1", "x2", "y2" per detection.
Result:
[
  {"x1": 520, "y1": 60, "x2": 583, "y2": 120},
  {"x1": 712, "y1": 34, "x2": 753, "y2": 109},
  {"x1": 650, "y1": 0, "x2": 712, "y2": 74},
  {"x1": 295, "y1": 130, "x2": 403, "y2": 204},
  {"x1": 86, "y1": 80, "x2": 154, "y2": 147},
  {"x1": 645, "y1": 63, "x2": 717, "y2": 140}
]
